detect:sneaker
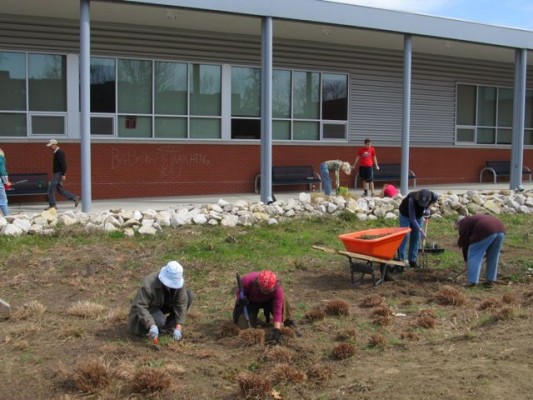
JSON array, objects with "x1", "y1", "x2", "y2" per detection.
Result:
[
  {"x1": 409, "y1": 261, "x2": 420, "y2": 269},
  {"x1": 74, "y1": 196, "x2": 80, "y2": 207},
  {"x1": 362, "y1": 191, "x2": 368, "y2": 197},
  {"x1": 464, "y1": 282, "x2": 477, "y2": 288},
  {"x1": 482, "y1": 281, "x2": 494, "y2": 288}
]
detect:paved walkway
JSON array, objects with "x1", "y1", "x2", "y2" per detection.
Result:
[{"x1": 7, "y1": 182, "x2": 533, "y2": 215}]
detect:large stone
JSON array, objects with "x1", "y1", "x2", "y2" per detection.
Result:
[{"x1": 0, "y1": 298, "x2": 10, "y2": 319}]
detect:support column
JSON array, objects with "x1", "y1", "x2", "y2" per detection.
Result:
[
  {"x1": 260, "y1": 17, "x2": 273, "y2": 203},
  {"x1": 401, "y1": 34, "x2": 412, "y2": 196},
  {"x1": 510, "y1": 48, "x2": 527, "y2": 191},
  {"x1": 80, "y1": 0, "x2": 92, "y2": 211}
]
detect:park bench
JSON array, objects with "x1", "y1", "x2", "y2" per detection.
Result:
[
  {"x1": 355, "y1": 163, "x2": 416, "y2": 188},
  {"x1": 5, "y1": 173, "x2": 49, "y2": 197},
  {"x1": 254, "y1": 165, "x2": 322, "y2": 194},
  {"x1": 479, "y1": 161, "x2": 532, "y2": 184}
]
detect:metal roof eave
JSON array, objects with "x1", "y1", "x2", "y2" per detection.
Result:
[{"x1": 113, "y1": 0, "x2": 533, "y2": 50}]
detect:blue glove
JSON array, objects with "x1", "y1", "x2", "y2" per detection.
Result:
[
  {"x1": 148, "y1": 325, "x2": 159, "y2": 339},
  {"x1": 173, "y1": 329, "x2": 183, "y2": 341}
]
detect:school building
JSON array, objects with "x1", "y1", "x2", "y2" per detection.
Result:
[{"x1": 1, "y1": 0, "x2": 533, "y2": 202}]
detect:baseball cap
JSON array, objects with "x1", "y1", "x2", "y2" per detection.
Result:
[{"x1": 46, "y1": 139, "x2": 58, "y2": 147}]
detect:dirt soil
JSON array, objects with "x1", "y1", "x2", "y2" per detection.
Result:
[{"x1": 1, "y1": 234, "x2": 533, "y2": 400}]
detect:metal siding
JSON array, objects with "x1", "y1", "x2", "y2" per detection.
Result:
[{"x1": 0, "y1": 15, "x2": 529, "y2": 147}]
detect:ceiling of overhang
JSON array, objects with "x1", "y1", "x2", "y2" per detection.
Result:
[{"x1": 0, "y1": 0, "x2": 523, "y2": 63}]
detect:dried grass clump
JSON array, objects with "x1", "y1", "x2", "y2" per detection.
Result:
[
  {"x1": 371, "y1": 306, "x2": 392, "y2": 317},
  {"x1": 305, "y1": 308, "x2": 326, "y2": 321},
  {"x1": 336, "y1": 328, "x2": 358, "y2": 341},
  {"x1": 359, "y1": 294, "x2": 385, "y2": 308},
  {"x1": 434, "y1": 285, "x2": 466, "y2": 306},
  {"x1": 131, "y1": 367, "x2": 172, "y2": 394},
  {"x1": 12, "y1": 300, "x2": 47, "y2": 321},
  {"x1": 58, "y1": 327, "x2": 86, "y2": 340},
  {"x1": 13, "y1": 340, "x2": 29, "y2": 351},
  {"x1": 413, "y1": 316, "x2": 436, "y2": 329},
  {"x1": 280, "y1": 326, "x2": 295, "y2": 338},
  {"x1": 400, "y1": 331, "x2": 420, "y2": 341},
  {"x1": 72, "y1": 357, "x2": 112, "y2": 393},
  {"x1": 264, "y1": 346, "x2": 295, "y2": 363},
  {"x1": 271, "y1": 363, "x2": 307, "y2": 384},
  {"x1": 99, "y1": 307, "x2": 129, "y2": 323},
  {"x1": 478, "y1": 297, "x2": 502, "y2": 311},
  {"x1": 491, "y1": 307, "x2": 515, "y2": 322},
  {"x1": 307, "y1": 363, "x2": 333, "y2": 384},
  {"x1": 195, "y1": 349, "x2": 215, "y2": 359},
  {"x1": 502, "y1": 293, "x2": 516, "y2": 304},
  {"x1": 332, "y1": 342, "x2": 356, "y2": 360},
  {"x1": 417, "y1": 308, "x2": 437, "y2": 319},
  {"x1": 67, "y1": 301, "x2": 106, "y2": 318},
  {"x1": 238, "y1": 328, "x2": 265, "y2": 347},
  {"x1": 218, "y1": 321, "x2": 240, "y2": 338},
  {"x1": 234, "y1": 372, "x2": 272, "y2": 400},
  {"x1": 324, "y1": 300, "x2": 350, "y2": 316},
  {"x1": 368, "y1": 334, "x2": 387, "y2": 348},
  {"x1": 372, "y1": 316, "x2": 391, "y2": 326}
]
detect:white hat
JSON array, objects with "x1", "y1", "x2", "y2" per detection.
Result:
[
  {"x1": 46, "y1": 139, "x2": 58, "y2": 147},
  {"x1": 158, "y1": 261, "x2": 184, "y2": 289}
]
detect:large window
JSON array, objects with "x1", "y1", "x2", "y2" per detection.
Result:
[
  {"x1": 456, "y1": 83, "x2": 533, "y2": 145},
  {"x1": 231, "y1": 66, "x2": 348, "y2": 141},
  {"x1": 0, "y1": 51, "x2": 66, "y2": 136}
]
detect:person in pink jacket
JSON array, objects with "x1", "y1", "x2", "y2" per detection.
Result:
[{"x1": 233, "y1": 270, "x2": 294, "y2": 344}]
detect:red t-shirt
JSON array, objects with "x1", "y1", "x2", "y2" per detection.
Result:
[{"x1": 356, "y1": 146, "x2": 376, "y2": 167}]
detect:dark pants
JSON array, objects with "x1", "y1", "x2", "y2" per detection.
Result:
[
  {"x1": 232, "y1": 297, "x2": 292, "y2": 329},
  {"x1": 150, "y1": 289, "x2": 195, "y2": 332},
  {"x1": 48, "y1": 172, "x2": 77, "y2": 206}
]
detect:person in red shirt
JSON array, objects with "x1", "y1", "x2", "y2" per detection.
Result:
[
  {"x1": 353, "y1": 138, "x2": 380, "y2": 197},
  {"x1": 233, "y1": 270, "x2": 294, "y2": 344}
]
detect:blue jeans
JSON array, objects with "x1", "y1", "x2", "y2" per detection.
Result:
[
  {"x1": 0, "y1": 183, "x2": 9, "y2": 216},
  {"x1": 467, "y1": 232, "x2": 505, "y2": 284},
  {"x1": 320, "y1": 162, "x2": 332, "y2": 195},
  {"x1": 48, "y1": 172, "x2": 77, "y2": 206},
  {"x1": 398, "y1": 213, "x2": 423, "y2": 262}
]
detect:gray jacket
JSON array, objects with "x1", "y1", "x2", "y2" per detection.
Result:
[{"x1": 128, "y1": 271, "x2": 188, "y2": 335}]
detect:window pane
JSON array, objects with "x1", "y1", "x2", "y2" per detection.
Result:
[
  {"x1": 273, "y1": 120, "x2": 290, "y2": 140},
  {"x1": 322, "y1": 73, "x2": 347, "y2": 120},
  {"x1": 525, "y1": 90, "x2": 533, "y2": 129},
  {"x1": 155, "y1": 117, "x2": 187, "y2": 138},
  {"x1": 155, "y1": 61, "x2": 187, "y2": 115},
  {"x1": 497, "y1": 128, "x2": 512, "y2": 145},
  {"x1": 525, "y1": 130, "x2": 533, "y2": 145},
  {"x1": 29, "y1": 54, "x2": 66, "y2": 112},
  {"x1": 477, "y1": 128, "x2": 495, "y2": 144},
  {"x1": 293, "y1": 121, "x2": 319, "y2": 140},
  {"x1": 456, "y1": 128, "x2": 475, "y2": 142},
  {"x1": 273, "y1": 70, "x2": 291, "y2": 118},
  {"x1": 91, "y1": 116, "x2": 114, "y2": 135},
  {"x1": 190, "y1": 118, "x2": 220, "y2": 139},
  {"x1": 0, "y1": 51, "x2": 26, "y2": 111},
  {"x1": 190, "y1": 64, "x2": 221, "y2": 116},
  {"x1": 231, "y1": 67, "x2": 260, "y2": 117},
  {"x1": 293, "y1": 71, "x2": 319, "y2": 119},
  {"x1": 91, "y1": 58, "x2": 116, "y2": 113},
  {"x1": 456, "y1": 84, "x2": 476, "y2": 125},
  {"x1": 497, "y1": 88, "x2": 513, "y2": 127},
  {"x1": 0, "y1": 114, "x2": 26, "y2": 136},
  {"x1": 323, "y1": 123, "x2": 346, "y2": 140},
  {"x1": 477, "y1": 86, "x2": 496, "y2": 126},
  {"x1": 231, "y1": 118, "x2": 260, "y2": 139},
  {"x1": 117, "y1": 115, "x2": 151, "y2": 137},
  {"x1": 31, "y1": 115, "x2": 64, "y2": 134},
  {"x1": 117, "y1": 59, "x2": 152, "y2": 114}
]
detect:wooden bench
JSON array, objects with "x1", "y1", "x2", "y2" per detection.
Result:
[
  {"x1": 479, "y1": 161, "x2": 532, "y2": 183},
  {"x1": 5, "y1": 173, "x2": 49, "y2": 197},
  {"x1": 355, "y1": 163, "x2": 416, "y2": 188},
  {"x1": 255, "y1": 165, "x2": 322, "y2": 194}
]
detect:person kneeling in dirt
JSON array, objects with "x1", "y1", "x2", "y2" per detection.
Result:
[
  {"x1": 233, "y1": 270, "x2": 295, "y2": 344},
  {"x1": 455, "y1": 215, "x2": 506, "y2": 288},
  {"x1": 129, "y1": 261, "x2": 195, "y2": 342}
]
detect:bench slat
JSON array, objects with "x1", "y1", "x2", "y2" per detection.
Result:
[
  {"x1": 255, "y1": 165, "x2": 322, "y2": 193},
  {"x1": 354, "y1": 163, "x2": 416, "y2": 188}
]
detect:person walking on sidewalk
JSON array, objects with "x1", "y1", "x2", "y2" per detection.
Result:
[
  {"x1": 353, "y1": 138, "x2": 379, "y2": 197},
  {"x1": 319, "y1": 160, "x2": 352, "y2": 196},
  {"x1": 0, "y1": 148, "x2": 11, "y2": 216},
  {"x1": 455, "y1": 214, "x2": 506, "y2": 288},
  {"x1": 46, "y1": 139, "x2": 80, "y2": 210}
]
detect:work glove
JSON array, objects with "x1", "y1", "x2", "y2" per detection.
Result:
[
  {"x1": 172, "y1": 329, "x2": 183, "y2": 341},
  {"x1": 271, "y1": 328, "x2": 281, "y2": 345},
  {"x1": 148, "y1": 325, "x2": 159, "y2": 339},
  {"x1": 238, "y1": 297, "x2": 249, "y2": 307}
]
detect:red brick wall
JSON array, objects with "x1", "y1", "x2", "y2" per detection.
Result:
[{"x1": 2, "y1": 142, "x2": 532, "y2": 200}]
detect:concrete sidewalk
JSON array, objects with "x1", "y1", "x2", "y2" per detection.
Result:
[{"x1": 8, "y1": 182, "x2": 532, "y2": 215}]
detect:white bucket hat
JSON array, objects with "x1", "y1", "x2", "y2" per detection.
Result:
[{"x1": 158, "y1": 261, "x2": 184, "y2": 289}]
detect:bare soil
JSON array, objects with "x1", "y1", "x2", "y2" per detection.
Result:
[{"x1": 1, "y1": 234, "x2": 532, "y2": 399}]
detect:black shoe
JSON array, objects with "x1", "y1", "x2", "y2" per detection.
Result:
[
  {"x1": 74, "y1": 196, "x2": 80, "y2": 207},
  {"x1": 483, "y1": 281, "x2": 494, "y2": 288},
  {"x1": 284, "y1": 319, "x2": 296, "y2": 328},
  {"x1": 409, "y1": 261, "x2": 419, "y2": 269},
  {"x1": 464, "y1": 282, "x2": 477, "y2": 288}
]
